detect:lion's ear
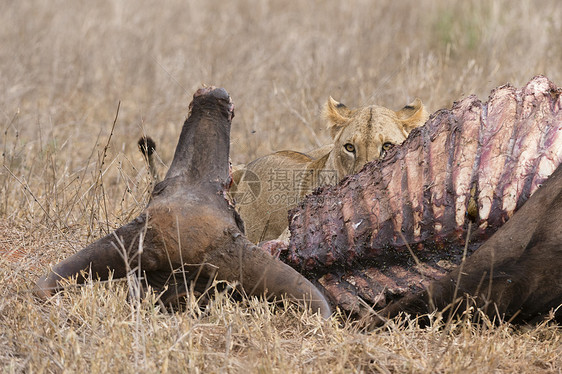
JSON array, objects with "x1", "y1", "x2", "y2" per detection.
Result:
[
  {"x1": 324, "y1": 97, "x2": 352, "y2": 139},
  {"x1": 396, "y1": 98, "x2": 428, "y2": 134}
]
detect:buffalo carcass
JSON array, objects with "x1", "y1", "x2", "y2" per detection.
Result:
[
  {"x1": 375, "y1": 162, "x2": 562, "y2": 324},
  {"x1": 34, "y1": 87, "x2": 331, "y2": 319},
  {"x1": 272, "y1": 75, "x2": 562, "y2": 320}
]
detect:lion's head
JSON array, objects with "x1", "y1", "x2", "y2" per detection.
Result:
[{"x1": 324, "y1": 97, "x2": 428, "y2": 176}]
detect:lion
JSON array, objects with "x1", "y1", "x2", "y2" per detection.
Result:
[{"x1": 229, "y1": 97, "x2": 429, "y2": 243}]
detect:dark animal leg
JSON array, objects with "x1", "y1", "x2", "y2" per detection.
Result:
[{"x1": 34, "y1": 87, "x2": 331, "y2": 319}]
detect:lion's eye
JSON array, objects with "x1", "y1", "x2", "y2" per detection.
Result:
[
  {"x1": 382, "y1": 142, "x2": 393, "y2": 151},
  {"x1": 380, "y1": 142, "x2": 394, "y2": 158},
  {"x1": 344, "y1": 143, "x2": 355, "y2": 153}
]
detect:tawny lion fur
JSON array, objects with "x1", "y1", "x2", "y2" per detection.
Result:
[{"x1": 230, "y1": 97, "x2": 429, "y2": 243}]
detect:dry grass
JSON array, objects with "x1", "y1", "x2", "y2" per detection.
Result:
[{"x1": 1, "y1": 0, "x2": 562, "y2": 372}]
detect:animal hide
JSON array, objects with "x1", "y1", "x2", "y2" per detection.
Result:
[{"x1": 271, "y1": 76, "x2": 562, "y2": 314}]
